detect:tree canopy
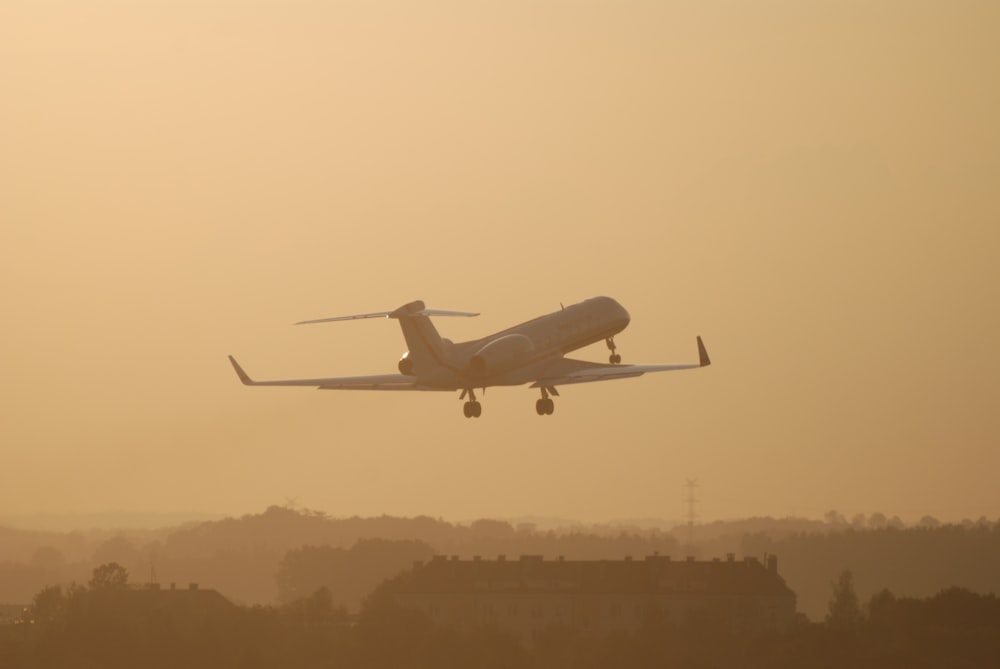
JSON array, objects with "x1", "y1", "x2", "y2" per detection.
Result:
[{"x1": 89, "y1": 562, "x2": 129, "y2": 590}]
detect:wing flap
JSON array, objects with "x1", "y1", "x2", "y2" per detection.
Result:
[
  {"x1": 318, "y1": 375, "x2": 451, "y2": 391},
  {"x1": 531, "y1": 362, "x2": 700, "y2": 387},
  {"x1": 530, "y1": 337, "x2": 709, "y2": 387},
  {"x1": 228, "y1": 356, "x2": 444, "y2": 391}
]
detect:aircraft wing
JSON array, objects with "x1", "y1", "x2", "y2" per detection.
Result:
[
  {"x1": 531, "y1": 336, "x2": 710, "y2": 388},
  {"x1": 227, "y1": 356, "x2": 450, "y2": 391}
]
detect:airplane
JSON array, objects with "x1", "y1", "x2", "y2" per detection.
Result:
[{"x1": 228, "y1": 296, "x2": 710, "y2": 418}]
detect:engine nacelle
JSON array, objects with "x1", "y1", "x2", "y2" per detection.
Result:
[
  {"x1": 468, "y1": 334, "x2": 535, "y2": 376},
  {"x1": 398, "y1": 352, "x2": 415, "y2": 376}
]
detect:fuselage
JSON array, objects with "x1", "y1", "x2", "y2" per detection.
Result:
[{"x1": 408, "y1": 296, "x2": 631, "y2": 389}]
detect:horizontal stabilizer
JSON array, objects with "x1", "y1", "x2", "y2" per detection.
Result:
[
  {"x1": 296, "y1": 311, "x2": 393, "y2": 324},
  {"x1": 416, "y1": 309, "x2": 480, "y2": 318},
  {"x1": 297, "y1": 301, "x2": 477, "y2": 325}
]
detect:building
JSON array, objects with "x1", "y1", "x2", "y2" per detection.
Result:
[
  {"x1": 65, "y1": 582, "x2": 239, "y2": 633},
  {"x1": 389, "y1": 553, "x2": 796, "y2": 646}
]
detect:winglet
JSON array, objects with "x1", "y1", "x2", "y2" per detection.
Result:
[
  {"x1": 697, "y1": 336, "x2": 711, "y2": 367},
  {"x1": 228, "y1": 355, "x2": 255, "y2": 385}
]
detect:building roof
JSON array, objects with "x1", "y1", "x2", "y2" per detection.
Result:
[
  {"x1": 390, "y1": 554, "x2": 794, "y2": 597},
  {"x1": 76, "y1": 585, "x2": 238, "y2": 624}
]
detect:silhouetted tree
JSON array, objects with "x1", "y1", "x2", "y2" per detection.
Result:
[
  {"x1": 30, "y1": 584, "x2": 67, "y2": 624},
  {"x1": 824, "y1": 510, "x2": 846, "y2": 526},
  {"x1": 469, "y1": 518, "x2": 515, "y2": 537},
  {"x1": 89, "y1": 561, "x2": 129, "y2": 590},
  {"x1": 281, "y1": 586, "x2": 350, "y2": 627},
  {"x1": 826, "y1": 569, "x2": 862, "y2": 630},
  {"x1": 276, "y1": 539, "x2": 433, "y2": 609}
]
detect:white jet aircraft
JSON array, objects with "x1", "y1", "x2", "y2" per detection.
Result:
[{"x1": 228, "y1": 296, "x2": 710, "y2": 418}]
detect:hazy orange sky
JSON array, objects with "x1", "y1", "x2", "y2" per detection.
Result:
[{"x1": 2, "y1": 0, "x2": 998, "y2": 527}]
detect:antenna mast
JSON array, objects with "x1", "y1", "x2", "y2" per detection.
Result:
[{"x1": 683, "y1": 478, "x2": 699, "y2": 554}]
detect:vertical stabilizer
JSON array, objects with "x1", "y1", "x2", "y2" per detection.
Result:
[{"x1": 389, "y1": 301, "x2": 455, "y2": 374}]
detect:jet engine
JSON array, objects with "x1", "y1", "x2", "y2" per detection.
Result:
[
  {"x1": 398, "y1": 351, "x2": 415, "y2": 376},
  {"x1": 468, "y1": 334, "x2": 535, "y2": 376}
]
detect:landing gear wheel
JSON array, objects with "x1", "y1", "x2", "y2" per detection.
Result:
[
  {"x1": 535, "y1": 398, "x2": 554, "y2": 416},
  {"x1": 460, "y1": 389, "x2": 483, "y2": 418},
  {"x1": 606, "y1": 338, "x2": 621, "y2": 364}
]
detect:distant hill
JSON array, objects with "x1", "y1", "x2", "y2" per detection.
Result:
[
  {"x1": 0, "y1": 512, "x2": 223, "y2": 533},
  {"x1": 1, "y1": 506, "x2": 681, "y2": 606},
  {"x1": 3, "y1": 507, "x2": 998, "y2": 619}
]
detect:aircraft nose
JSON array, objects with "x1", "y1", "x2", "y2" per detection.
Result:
[
  {"x1": 602, "y1": 297, "x2": 630, "y2": 329},
  {"x1": 616, "y1": 301, "x2": 631, "y2": 328}
]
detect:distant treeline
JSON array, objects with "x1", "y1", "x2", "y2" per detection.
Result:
[
  {"x1": 2, "y1": 566, "x2": 998, "y2": 669},
  {"x1": 2, "y1": 507, "x2": 999, "y2": 620},
  {"x1": 742, "y1": 522, "x2": 1000, "y2": 619},
  {"x1": 0, "y1": 507, "x2": 683, "y2": 608}
]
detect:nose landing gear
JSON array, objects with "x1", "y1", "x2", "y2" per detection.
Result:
[{"x1": 606, "y1": 337, "x2": 622, "y2": 364}]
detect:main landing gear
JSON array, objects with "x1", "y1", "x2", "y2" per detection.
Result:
[
  {"x1": 606, "y1": 337, "x2": 622, "y2": 364},
  {"x1": 460, "y1": 388, "x2": 482, "y2": 418},
  {"x1": 535, "y1": 387, "x2": 557, "y2": 416},
  {"x1": 460, "y1": 387, "x2": 561, "y2": 417}
]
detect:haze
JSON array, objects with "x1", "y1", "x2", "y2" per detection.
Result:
[{"x1": 2, "y1": 0, "x2": 997, "y2": 527}]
